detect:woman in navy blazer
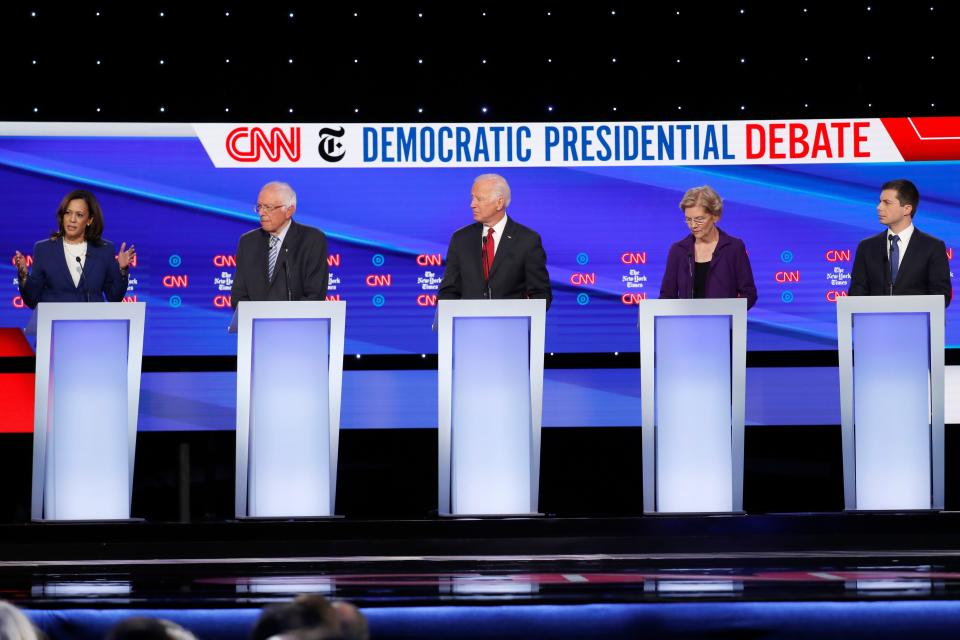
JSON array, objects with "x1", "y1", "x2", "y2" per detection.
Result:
[
  {"x1": 659, "y1": 185, "x2": 757, "y2": 309},
  {"x1": 14, "y1": 190, "x2": 135, "y2": 308}
]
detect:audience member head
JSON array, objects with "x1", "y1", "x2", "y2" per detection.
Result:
[
  {"x1": 250, "y1": 595, "x2": 340, "y2": 640},
  {"x1": 106, "y1": 617, "x2": 196, "y2": 640},
  {"x1": 0, "y1": 601, "x2": 41, "y2": 640},
  {"x1": 332, "y1": 601, "x2": 369, "y2": 640}
]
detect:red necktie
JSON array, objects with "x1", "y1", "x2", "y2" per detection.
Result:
[{"x1": 482, "y1": 227, "x2": 495, "y2": 281}]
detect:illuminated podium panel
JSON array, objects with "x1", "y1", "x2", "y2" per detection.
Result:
[
  {"x1": 437, "y1": 299, "x2": 546, "y2": 516},
  {"x1": 28, "y1": 302, "x2": 145, "y2": 521},
  {"x1": 837, "y1": 295, "x2": 945, "y2": 511},
  {"x1": 231, "y1": 301, "x2": 346, "y2": 518},
  {"x1": 639, "y1": 299, "x2": 747, "y2": 514}
]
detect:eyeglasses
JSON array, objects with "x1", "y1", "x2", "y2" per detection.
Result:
[
  {"x1": 684, "y1": 216, "x2": 711, "y2": 227},
  {"x1": 255, "y1": 203, "x2": 289, "y2": 214}
]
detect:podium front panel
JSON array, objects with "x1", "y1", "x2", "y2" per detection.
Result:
[
  {"x1": 451, "y1": 316, "x2": 531, "y2": 515},
  {"x1": 838, "y1": 296, "x2": 944, "y2": 511},
  {"x1": 654, "y1": 315, "x2": 733, "y2": 513},
  {"x1": 30, "y1": 302, "x2": 145, "y2": 521},
  {"x1": 639, "y1": 298, "x2": 746, "y2": 514},
  {"x1": 437, "y1": 299, "x2": 546, "y2": 516},
  {"x1": 249, "y1": 318, "x2": 331, "y2": 517},
  {"x1": 234, "y1": 300, "x2": 346, "y2": 519},
  {"x1": 853, "y1": 313, "x2": 931, "y2": 510},
  {"x1": 48, "y1": 320, "x2": 130, "y2": 519}
]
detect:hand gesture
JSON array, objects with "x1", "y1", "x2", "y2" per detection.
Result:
[
  {"x1": 13, "y1": 251, "x2": 28, "y2": 279},
  {"x1": 118, "y1": 242, "x2": 136, "y2": 271}
]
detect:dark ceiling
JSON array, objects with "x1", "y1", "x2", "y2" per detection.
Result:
[{"x1": 1, "y1": 1, "x2": 955, "y2": 122}]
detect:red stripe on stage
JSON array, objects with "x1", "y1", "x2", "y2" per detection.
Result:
[
  {"x1": 0, "y1": 373, "x2": 34, "y2": 433},
  {"x1": 0, "y1": 328, "x2": 33, "y2": 356}
]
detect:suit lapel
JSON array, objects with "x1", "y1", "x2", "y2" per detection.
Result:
[
  {"x1": 487, "y1": 218, "x2": 513, "y2": 281},
  {"x1": 465, "y1": 222, "x2": 484, "y2": 281},
  {"x1": 249, "y1": 230, "x2": 270, "y2": 287},
  {"x1": 79, "y1": 244, "x2": 93, "y2": 290},
  {"x1": 894, "y1": 228, "x2": 923, "y2": 286},
  {"x1": 874, "y1": 231, "x2": 889, "y2": 286}
]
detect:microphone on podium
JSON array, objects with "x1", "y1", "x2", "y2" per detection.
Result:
[{"x1": 75, "y1": 256, "x2": 91, "y2": 302}]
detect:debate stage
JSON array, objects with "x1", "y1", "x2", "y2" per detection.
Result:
[{"x1": 6, "y1": 513, "x2": 960, "y2": 639}]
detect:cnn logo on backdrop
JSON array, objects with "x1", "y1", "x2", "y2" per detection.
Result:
[{"x1": 226, "y1": 127, "x2": 301, "y2": 162}]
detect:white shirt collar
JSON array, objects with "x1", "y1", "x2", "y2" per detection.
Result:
[
  {"x1": 484, "y1": 213, "x2": 508, "y2": 236},
  {"x1": 887, "y1": 222, "x2": 913, "y2": 245},
  {"x1": 271, "y1": 219, "x2": 293, "y2": 243}
]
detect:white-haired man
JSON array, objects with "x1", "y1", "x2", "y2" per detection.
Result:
[
  {"x1": 438, "y1": 174, "x2": 551, "y2": 308},
  {"x1": 231, "y1": 181, "x2": 329, "y2": 307}
]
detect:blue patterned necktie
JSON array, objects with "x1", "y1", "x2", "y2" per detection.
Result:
[
  {"x1": 889, "y1": 234, "x2": 900, "y2": 288},
  {"x1": 267, "y1": 235, "x2": 280, "y2": 281}
]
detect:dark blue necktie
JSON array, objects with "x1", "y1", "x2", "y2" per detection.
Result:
[{"x1": 889, "y1": 234, "x2": 900, "y2": 287}]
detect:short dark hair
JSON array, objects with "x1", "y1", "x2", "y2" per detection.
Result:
[
  {"x1": 882, "y1": 179, "x2": 920, "y2": 217},
  {"x1": 250, "y1": 595, "x2": 340, "y2": 640},
  {"x1": 52, "y1": 189, "x2": 106, "y2": 244}
]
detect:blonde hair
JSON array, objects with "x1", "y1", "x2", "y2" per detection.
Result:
[{"x1": 679, "y1": 185, "x2": 723, "y2": 216}]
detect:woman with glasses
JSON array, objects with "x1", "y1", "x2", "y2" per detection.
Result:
[
  {"x1": 13, "y1": 189, "x2": 135, "y2": 307},
  {"x1": 658, "y1": 185, "x2": 757, "y2": 308}
]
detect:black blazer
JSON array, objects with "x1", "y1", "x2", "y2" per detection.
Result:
[
  {"x1": 19, "y1": 237, "x2": 128, "y2": 308},
  {"x1": 438, "y1": 217, "x2": 552, "y2": 309},
  {"x1": 848, "y1": 227, "x2": 952, "y2": 307},
  {"x1": 231, "y1": 220, "x2": 329, "y2": 308}
]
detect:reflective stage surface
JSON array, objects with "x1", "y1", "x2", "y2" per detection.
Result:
[
  {"x1": 7, "y1": 514, "x2": 960, "y2": 639},
  {"x1": 8, "y1": 556, "x2": 960, "y2": 608}
]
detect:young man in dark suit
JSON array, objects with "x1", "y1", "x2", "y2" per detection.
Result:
[
  {"x1": 231, "y1": 181, "x2": 329, "y2": 308},
  {"x1": 438, "y1": 174, "x2": 552, "y2": 309},
  {"x1": 848, "y1": 179, "x2": 952, "y2": 307}
]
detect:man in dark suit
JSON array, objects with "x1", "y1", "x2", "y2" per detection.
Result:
[
  {"x1": 848, "y1": 179, "x2": 951, "y2": 307},
  {"x1": 438, "y1": 174, "x2": 551, "y2": 309},
  {"x1": 231, "y1": 182, "x2": 329, "y2": 307}
]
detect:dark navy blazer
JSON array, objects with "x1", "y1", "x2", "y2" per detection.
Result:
[
  {"x1": 848, "y1": 227, "x2": 952, "y2": 307},
  {"x1": 19, "y1": 237, "x2": 128, "y2": 308},
  {"x1": 438, "y1": 217, "x2": 552, "y2": 310}
]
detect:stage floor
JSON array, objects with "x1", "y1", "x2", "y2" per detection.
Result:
[
  {"x1": 4, "y1": 512, "x2": 960, "y2": 609},
  {"x1": 6, "y1": 553, "x2": 960, "y2": 609}
]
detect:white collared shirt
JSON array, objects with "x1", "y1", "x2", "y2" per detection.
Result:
[
  {"x1": 482, "y1": 214, "x2": 508, "y2": 255},
  {"x1": 887, "y1": 223, "x2": 914, "y2": 269}
]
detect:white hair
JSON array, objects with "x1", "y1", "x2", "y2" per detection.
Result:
[
  {"x1": 474, "y1": 174, "x2": 511, "y2": 208},
  {"x1": 260, "y1": 181, "x2": 297, "y2": 207}
]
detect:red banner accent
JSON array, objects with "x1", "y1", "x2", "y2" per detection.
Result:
[{"x1": 881, "y1": 117, "x2": 960, "y2": 161}]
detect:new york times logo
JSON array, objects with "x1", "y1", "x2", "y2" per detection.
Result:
[{"x1": 318, "y1": 127, "x2": 346, "y2": 162}]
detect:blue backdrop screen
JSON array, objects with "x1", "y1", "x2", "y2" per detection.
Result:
[{"x1": 2, "y1": 136, "x2": 957, "y2": 354}]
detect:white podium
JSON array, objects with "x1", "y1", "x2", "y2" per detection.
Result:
[
  {"x1": 231, "y1": 301, "x2": 346, "y2": 518},
  {"x1": 837, "y1": 295, "x2": 945, "y2": 511},
  {"x1": 639, "y1": 299, "x2": 747, "y2": 514},
  {"x1": 27, "y1": 302, "x2": 145, "y2": 521},
  {"x1": 436, "y1": 299, "x2": 546, "y2": 516}
]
